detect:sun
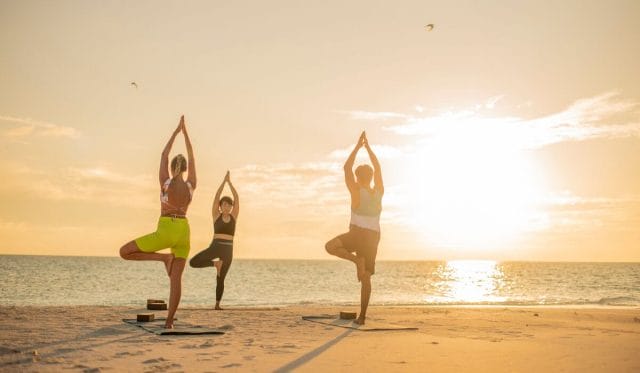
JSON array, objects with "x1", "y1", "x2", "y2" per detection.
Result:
[{"x1": 400, "y1": 115, "x2": 547, "y2": 250}]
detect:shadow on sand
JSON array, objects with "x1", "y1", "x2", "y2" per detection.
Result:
[{"x1": 273, "y1": 328, "x2": 353, "y2": 372}]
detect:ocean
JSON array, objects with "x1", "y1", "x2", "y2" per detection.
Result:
[{"x1": 1, "y1": 256, "x2": 639, "y2": 307}]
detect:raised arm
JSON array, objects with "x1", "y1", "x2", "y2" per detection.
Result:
[
  {"x1": 159, "y1": 120, "x2": 182, "y2": 185},
  {"x1": 344, "y1": 131, "x2": 365, "y2": 192},
  {"x1": 227, "y1": 171, "x2": 240, "y2": 219},
  {"x1": 211, "y1": 174, "x2": 226, "y2": 219},
  {"x1": 363, "y1": 134, "x2": 384, "y2": 194},
  {"x1": 181, "y1": 116, "x2": 197, "y2": 189}
]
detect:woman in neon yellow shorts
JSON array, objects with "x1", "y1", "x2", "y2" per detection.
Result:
[{"x1": 119, "y1": 115, "x2": 196, "y2": 329}]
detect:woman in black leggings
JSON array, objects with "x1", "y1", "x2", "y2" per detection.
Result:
[{"x1": 189, "y1": 171, "x2": 239, "y2": 310}]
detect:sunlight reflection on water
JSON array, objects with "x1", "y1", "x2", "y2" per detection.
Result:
[{"x1": 428, "y1": 260, "x2": 507, "y2": 303}]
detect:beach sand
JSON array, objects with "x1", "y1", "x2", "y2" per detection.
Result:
[{"x1": 0, "y1": 305, "x2": 639, "y2": 372}]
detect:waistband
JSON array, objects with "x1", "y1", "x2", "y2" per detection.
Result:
[
  {"x1": 159, "y1": 215, "x2": 188, "y2": 222},
  {"x1": 213, "y1": 238, "x2": 233, "y2": 245},
  {"x1": 349, "y1": 212, "x2": 380, "y2": 232}
]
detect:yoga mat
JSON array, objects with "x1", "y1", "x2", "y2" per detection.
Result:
[
  {"x1": 181, "y1": 307, "x2": 280, "y2": 311},
  {"x1": 302, "y1": 315, "x2": 418, "y2": 331},
  {"x1": 123, "y1": 318, "x2": 226, "y2": 335}
]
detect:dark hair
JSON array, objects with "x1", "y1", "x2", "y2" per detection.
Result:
[
  {"x1": 355, "y1": 164, "x2": 373, "y2": 182},
  {"x1": 171, "y1": 154, "x2": 187, "y2": 175},
  {"x1": 220, "y1": 196, "x2": 234, "y2": 206}
]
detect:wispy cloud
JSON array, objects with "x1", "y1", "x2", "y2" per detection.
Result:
[
  {"x1": 344, "y1": 92, "x2": 640, "y2": 150},
  {"x1": 3, "y1": 162, "x2": 156, "y2": 209},
  {"x1": 0, "y1": 115, "x2": 81, "y2": 139},
  {"x1": 233, "y1": 162, "x2": 345, "y2": 213},
  {"x1": 484, "y1": 95, "x2": 504, "y2": 109}
]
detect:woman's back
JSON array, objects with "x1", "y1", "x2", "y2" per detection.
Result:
[{"x1": 161, "y1": 178, "x2": 193, "y2": 216}]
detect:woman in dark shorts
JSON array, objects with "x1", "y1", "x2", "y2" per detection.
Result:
[
  {"x1": 325, "y1": 131, "x2": 383, "y2": 325},
  {"x1": 189, "y1": 171, "x2": 239, "y2": 310}
]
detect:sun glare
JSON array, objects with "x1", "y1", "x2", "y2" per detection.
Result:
[{"x1": 401, "y1": 113, "x2": 547, "y2": 250}]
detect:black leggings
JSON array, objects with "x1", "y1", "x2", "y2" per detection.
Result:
[{"x1": 189, "y1": 239, "x2": 233, "y2": 301}]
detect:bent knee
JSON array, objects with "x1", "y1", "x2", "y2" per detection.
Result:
[
  {"x1": 324, "y1": 242, "x2": 333, "y2": 254},
  {"x1": 119, "y1": 241, "x2": 140, "y2": 259},
  {"x1": 324, "y1": 239, "x2": 340, "y2": 254},
  {"x1": 119, "y1": 244, "x2": 132, "y2": 259}
]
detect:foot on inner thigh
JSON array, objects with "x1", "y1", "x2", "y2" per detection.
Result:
[
  {"x1": 164, "y1": 255, "x2": 175, "y2": 277},
  {"x1": 213, "y1": 260, "x2": 223, "y2": 277},
  {"x1": 355, "y1": 256, "x2": 365, "y2": 282}
]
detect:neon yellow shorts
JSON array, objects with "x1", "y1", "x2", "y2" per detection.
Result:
[{"x1": 135, "y1": 217, "x2": 191, "y2": 259}]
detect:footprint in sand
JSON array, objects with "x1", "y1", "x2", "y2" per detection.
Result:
[
  {"x1": 222, "y1": 363, "x2": 242, "y2": 368},
  {"x1": 199, "y1": 341, "x2": 215, "y2": 348},
  {"x1": 43, "y1": 358, "x2": 64, "y2": 365},
  {"x1": 243, "y1": 356, "x2": 255, "y2": 361},
  {"x1": 0, "y1": 346, "x2": 20, "y2": 354},
  {"x1": 114, "y1": 351, "x2": 143, "y2": 357},
  {"x1": 143, "y1": 357, "x2": 167, "y2": 364}
]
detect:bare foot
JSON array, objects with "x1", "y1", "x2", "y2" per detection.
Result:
[
  {"x1": 355, "y1": 256, "x2": 365, "y2": 282},
  {"x1": 164, "y1": 320, "x2": 174, "y2": 329},
  {"x1": 215, "y1": 305, "x2": 223, "y2": 310},
  {"x1": 213, "y1": 260, "x2": 223, "y2": 277},
  {"x1": 354, "y1": 315, "x2": 366, "y2": 325},
  {"x1": 164, "y1": 255, "x2": 175, "y2": 277}
]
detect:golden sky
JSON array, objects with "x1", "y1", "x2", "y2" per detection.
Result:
[{"x1": 1, "y1": 1, "x2": 639, "y2": 261}]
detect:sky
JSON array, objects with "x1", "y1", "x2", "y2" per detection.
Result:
[{"x1": 1, "y1": 0, "x2": 639, "y2": 261}]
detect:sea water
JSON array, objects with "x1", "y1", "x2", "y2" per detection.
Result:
[{"x1": 1, "y1": 256, "x2": 639, "y2": 307}]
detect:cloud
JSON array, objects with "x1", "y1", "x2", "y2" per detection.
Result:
[
  {"x1": 0, "y1": 115, "x2": 81, "y2": 139},
  {"x1": 3, "y1": 162, "x2": 156, "y2": 209},
  {"x1": 232, "y1": 162, "x2": 345, "y2": 214},
  {"x1": 376, "y1": 92, "x2": 640, "y2": 149},
  {"x1": 537, "y1": 192, "x2": 640, "y2": 234},
  {"x1": 484, "y1": 95, "x2": 504, "y2": 109}
]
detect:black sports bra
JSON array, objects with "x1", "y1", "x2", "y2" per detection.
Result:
[{"x1": 214, "y1": 215, "x2": 236, "y2": 235}]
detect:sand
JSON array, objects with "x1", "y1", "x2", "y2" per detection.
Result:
[{"x1": 0, "y1": 305, "x2": 639, "y2": 372}]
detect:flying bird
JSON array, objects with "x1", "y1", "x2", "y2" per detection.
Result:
[
  {"x1": 425, "y1": 24, "x2": 434, "y2": 31},
  {"x1": 130, "y1": 82, "x2": 138, "y2": 89}
]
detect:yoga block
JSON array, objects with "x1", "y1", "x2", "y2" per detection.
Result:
[
  {"x1": 340, "y1": 311, "x2": 357, "y2": 320},
  {"x1": 148, "y1": 302, "x2": 168, "y2": 310},
  {"x1": 147, "y1": 299, "x2": 165, "y2": 305},
  {"x1": 137, "y1": 313, "x2": 155, "y2": 322}
]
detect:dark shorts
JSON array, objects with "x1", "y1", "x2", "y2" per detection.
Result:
[{"x1": 335, "y1": 225, "x2": 380, "y2": 275}]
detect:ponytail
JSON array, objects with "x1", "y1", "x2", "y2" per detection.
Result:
[{"x1": 171, "y1": 154, "x2": 187, "y2": 176}]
